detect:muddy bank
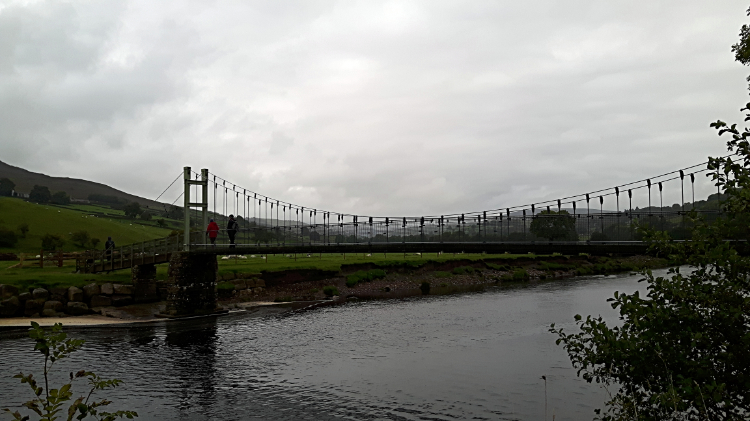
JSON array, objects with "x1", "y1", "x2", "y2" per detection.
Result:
[{"x1": 220, "y1": 255, "x2": 667, "y2": 305}]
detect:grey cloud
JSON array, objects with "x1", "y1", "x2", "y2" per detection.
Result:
[{"x1": 0, "y1": 0, "x2": 747, "y2": 217}]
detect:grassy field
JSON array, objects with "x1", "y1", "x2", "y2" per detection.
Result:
[
  {"x1": 0, "y1": 197, "x2": 174, "y2": 253},
  {"x1": 0, "y1": 252, "x2": 536, "y2": 290},
  {"x1": 214, "y1": 251, "x2": 531, "y2": 276}
]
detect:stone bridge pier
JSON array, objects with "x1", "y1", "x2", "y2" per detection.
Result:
[{"x1": 161, "y1": 252, "x2": 221, "y2": 317}]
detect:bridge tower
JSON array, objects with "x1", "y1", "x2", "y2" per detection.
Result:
[{"x1": 183, "y1": 167, "x2": 209, "y2": 250}]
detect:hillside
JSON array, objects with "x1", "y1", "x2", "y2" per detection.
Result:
[
  {"x1": 0, "y1": 197, "x2": 173, "y2": 253},
  {"x1": 0, "y1": 160, "x2": 166, "y2": 208}
]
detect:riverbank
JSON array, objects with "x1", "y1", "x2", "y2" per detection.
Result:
[{"x1": 0, "y1": 254, "x2": 668, "y2": 327}]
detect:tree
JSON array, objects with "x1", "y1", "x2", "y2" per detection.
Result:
[
  {"x1": 71, "y1": 230, "x2": 91, "y2": 247},
  {"x1": 168, "y1": 205, "x2": 184, "y2": 220},
  {"x1": 0, "y1": 177, "x2": 15, "y2": 196},
  {"x1": 156, "y1": 218, "x2": 167, "y2": 228},
  {"x1": 123, "y1": 202, "x2": 141, "y2": 219},
  {"x1": 17, "y1": 223, "x2": 29, "y2": 238},
  {"x1": 529, "y1": 210, "x2": 578, "y2": 241},
  {"x1": 3, "y1": 322, "x2": 138, "y2": 421},
  {"x1": 549, "y1": 16, "x2": 750, "y2": 419},
  {"x1": 29, "y1": 185, "x2": 51, "y2": 203},
  {"x1": 140, "y1": 211, "x2": 152, "y2": 221},
  {"x1": 0, "y1": 228, "x2": 18, "y2": 247},
  {"x1": 41, "y1": 234, "x2": 64, "y2": 250},
  {"x1": 50, "y1": 191, "x2": 70, "y2": 205}
]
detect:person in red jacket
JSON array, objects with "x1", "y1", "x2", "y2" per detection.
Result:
[{"x1": 206, "y1": 218, "x2": 219, "y2": 247}]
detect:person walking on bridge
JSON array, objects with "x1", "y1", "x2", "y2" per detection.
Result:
[
  {"x1": 227, "y1": 214, "x2": 239, "y2": 249},
  {"x1": 206, "y1": 218, "x2": 219, "y2": 247}
]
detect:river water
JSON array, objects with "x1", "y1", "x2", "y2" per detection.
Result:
[{"x1": 0, "y1": 269, "x2": 662, "y2": 420}]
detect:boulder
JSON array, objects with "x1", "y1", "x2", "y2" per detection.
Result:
[
  {"x1": 111, "y1": 295, "x2": 132, "y2": 307},
  {"x1": 32, "y1": 288, "x2": 49, "y2": 300},
  {"x1": 43, "y1": 301, "x2": 64, "y2": 312},
  {"x1": 113, "y1": 284, "x2": 133, "y2": 295},
  {"x1": 50, "y1": 286, "x2": 68, "y2": 297},
  {"x1": 18, "y1": 292, "x2": 31, "y2": 302},
  {"x1": 90, "y1": 295, "x2": 112, "y2": 308},
  {"x1": 68, "y1": 287, "x2": 83, "y2": 302},
  {"x1": 65, "y1": 302, "x2": 89, "y2": 316},
  {"x1": 0, "y1": 296, "x2": 21, "y2": 316},
  {"x1": 1, "y1": 284, "x2": 19, "y2": 299},
  {"x1": 42, "y1": 309, "x2": 58, "y2": 317},
  {"x1": 100, "y1": 283, "x2": 114, "y2": 295},
  {"x1": 24, "y1": 299, "x2": 43, "y2": 316},
  {"x1": 83, "y1": 283, "x2": 100, "y2": 299}
]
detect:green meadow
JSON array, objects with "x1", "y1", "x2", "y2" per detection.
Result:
[{"x1": 0, "y1": 197, "x2": 174, "y2": 253}]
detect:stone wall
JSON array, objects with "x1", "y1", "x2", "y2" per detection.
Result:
[
  {"x1": 0, "y1": 282, "x2": 138, "y2": 318},
  {"x1": 164, "y1": 252, "x2": 218, "y2": 316}
]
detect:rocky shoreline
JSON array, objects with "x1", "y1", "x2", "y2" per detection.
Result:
[{"x1": 0, "y1": 254, "x2": 667, "y2": 327}]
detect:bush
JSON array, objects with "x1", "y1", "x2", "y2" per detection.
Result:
[
  {"x1": 41, "y1": 234, "x2": 65, "y2": 250},
  {"x1": 5, "y1": 322, "x2": 138, "y2": 420},
  {"x1": 323, "y1": 285, "x2": 339, "y2": 297},
  {"x1": 17, "y1": 222, "x2": 29, "y2": 238},
  {"x1": 345, "y1": 269, "x2": 387, "y2": 287},
  {"x1": 50, "y1": 191, "x2": 70, "y2": 205},
  {"x1": 452, "y1": 266, "x2": 475, "y2": 275},
  {"x1": 486, "y1": 263, "x2": 510, "y2": 271},
  {"x1": 419, "y1": 281, "x2": 431, "y2": 295},
  {"x1": 29, "y1": 185, "x2": 51, "y2": 203},
  {"x1": 539, "y1": 262, "x2": 574, "y2": 271},
  {"x1": 589, "y1": 231, "x2": 609, "y2": 241},
  {"x1": 0, "y1": 228, "x2": 18, "y2": 247},
  {"x1": 140, "y1": 211, "x2": 152, "y2": 221},
  {"x1": 156, "y1": 219, "x2": 167, "y2": 228},
  {"x1": 512, "y1": 269, "x2": 529, "y2": 281},
  {"x1": 71, "y1": 230, "x2": 91, "y2": 247}
]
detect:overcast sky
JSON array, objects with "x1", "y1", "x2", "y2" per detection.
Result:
[{"x1": 1, "y1": 0, "x2": 748, "y2": 216}]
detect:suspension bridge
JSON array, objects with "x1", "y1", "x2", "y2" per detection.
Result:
[
  {"x1": 72, "y1": 159, "x2": 728, "y2": 317},
  {"x1": 78, "y1": 159, "x2": 725, "y2": 275}
]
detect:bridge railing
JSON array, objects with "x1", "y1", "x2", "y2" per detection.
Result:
[
  {"x1": 189, "y1": 209, "x2": 723, "y2": 249},
  {"x1": 78, "y1": 235, "x2": 183, "y2": 272}
]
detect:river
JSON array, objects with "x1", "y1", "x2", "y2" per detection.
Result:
[{"x1": 0, "y1": 269, "x2": 663, "y2": 420}]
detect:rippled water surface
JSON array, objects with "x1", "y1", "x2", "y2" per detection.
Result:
[{"x1": 0, "y1": 269, "x2": 662, "y2": 420}]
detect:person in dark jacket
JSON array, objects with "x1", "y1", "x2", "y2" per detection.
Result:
[
  {"x1": 227, "y1": 215, "x2": 239, "y2": 248},
  {"x1": 206, "y1": 219, "x2": 219, "y2": 247},
  {"x1": 104, "y1": 237, "x2": 115, "y2": 261}
]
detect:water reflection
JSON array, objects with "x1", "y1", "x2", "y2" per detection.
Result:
[{"x1": 0, "y1": 270, "x2": 662, "y2": 420}]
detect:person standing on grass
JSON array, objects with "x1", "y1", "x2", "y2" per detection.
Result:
[
  {"x1": 227, "y1": 214, "x2": 239, "y2": 248},
  {"x1": 207, "y1": 218, "x2": 219, "y2": 247}
]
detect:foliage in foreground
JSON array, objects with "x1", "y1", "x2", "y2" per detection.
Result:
[
  {"x1": 3, "y1": 322, "x2": 138, "y2": 421},
  {"x1": 550, "y1": 115, "x2": 750, "y2": 420}
]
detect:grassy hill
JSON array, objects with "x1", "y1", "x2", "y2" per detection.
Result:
[
  {"x1": 0, "y1": 197, "x2": 174, "y2": 253},
  {"x1": 0, "y1": 160, "x2": 166, "y2": 208}
]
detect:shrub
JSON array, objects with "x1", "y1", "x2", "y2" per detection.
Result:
[
  {"x1": 29, "y1": 185, "x2": 51, "y2": 203},
  {"x1": 512, "y1": 269, "x2": 529, "y2": 281},
  {"x1": 433, "y1": 271, "x2": 451, "y2": 278},
  {"x1": 17, "y1": 222, "x2": 29, "y2": 238},
  {"x1": 41, "y1": 234, "x2": 65, "y2": 250},
  {"x1": 140, "y1": 211, "x2": 152, "y2": 221},
  {"x1": 452, "y1": 266, "x2": 475, "y2": 275},
  {"x1": 589, "y1": 231, "x2": 609, "y2": 241},
  {"x1": 156, "y1": 219, "x2": 167, "y2": 228},
  {"x1": 486, "y1": 263, "x2": 510, "y2": 271},
  {"x1": 4, "y1": 322, "x2": 137, "y2": 420},
  {"x1": 539, "y1": 262, "x2": 574, "y2": 271},
  {"x1": 322, "y1": 285, "x2": 339, "y2": 297},
  {"x1": 0, "y1": 228, "x2": 18, "y2": 247},
  {"x1": 345, "y1": 269, "x2": 387, "y2": 287},
  {"x1": 91, "y1": 238, "x2": 101, "y2": 248},
  {"x1": 71, "y1": 230, "x2": 91, "y2": 247},
  {"x1": 419, "y1": 281, "x2": 431, "y2": 295},
  {"x1": 50, "y1": 191, "x2": 70, "y2": 205}
]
